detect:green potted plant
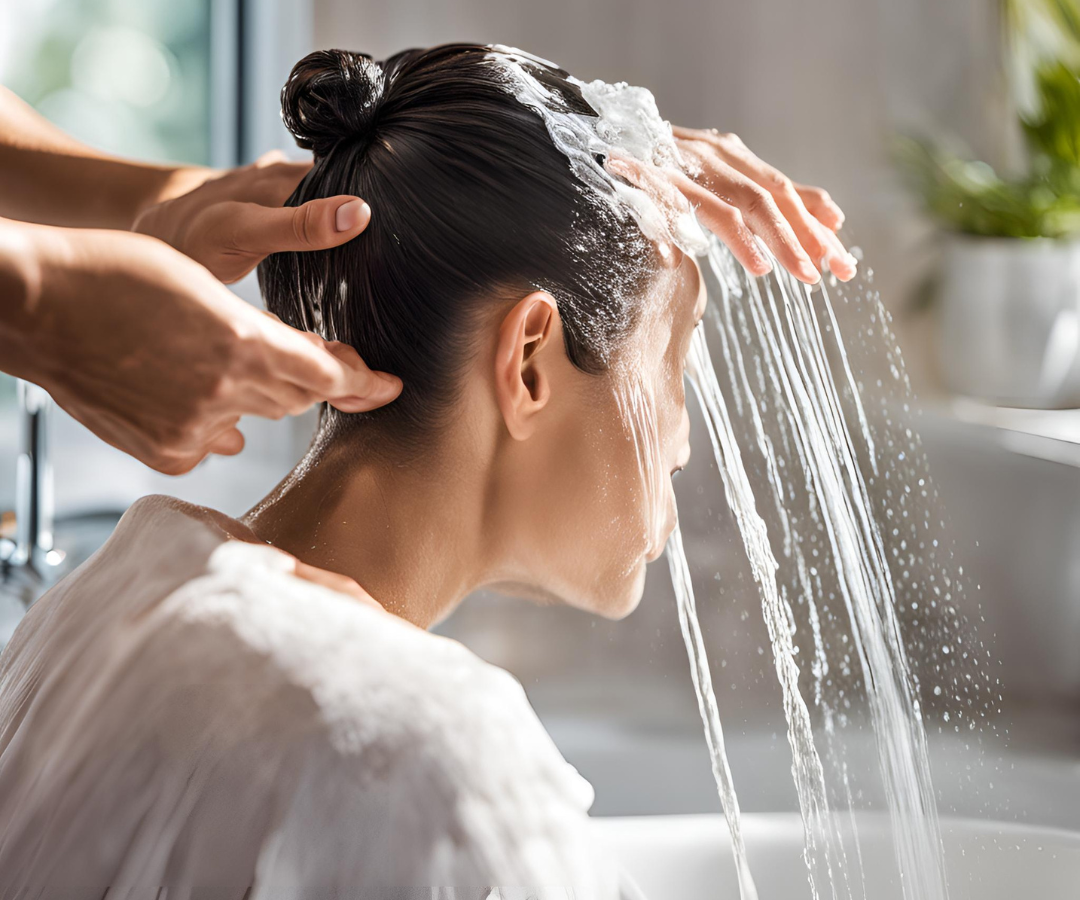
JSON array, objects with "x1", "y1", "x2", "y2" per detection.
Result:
[{"x1": 897, "y1": 0, "x2": 1080, "y2": 407}]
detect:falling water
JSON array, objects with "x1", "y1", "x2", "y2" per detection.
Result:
[
  {"x1": 667, "y1": 523, "x2": 759, "y2": 900},
  {"x1": 669, "y1": 235, "x2": 951, "y2": 900},
  {"x1": 679, "y1": 308, "x2": 847, "y2": 900}
]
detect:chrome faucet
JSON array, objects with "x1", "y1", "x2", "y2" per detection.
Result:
[{"x1": 0, "y1": 381, "x2": 65, "y2": 605}]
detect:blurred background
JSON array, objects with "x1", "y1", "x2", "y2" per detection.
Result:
[{"x1": 1, "y1": 0, "x2": 1078, "y2": 836}]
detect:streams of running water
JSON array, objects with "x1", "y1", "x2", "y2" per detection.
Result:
[
  {"x1": 667, "y1": 523, "x2": 760, "y2": 900},
  {"x1": 670, "y1": 236, "x2": 951, "y2": 900}
]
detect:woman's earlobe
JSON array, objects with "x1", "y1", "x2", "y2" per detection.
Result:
[{"x1": 494, "y1": 291, "x2": 559, "y2": 440}]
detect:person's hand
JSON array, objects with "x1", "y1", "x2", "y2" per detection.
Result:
[
  {"x1": 7, "y1": 221, "x2": 401, "y2": 475},
  {"x1": 609, "y1": 129, "x2": 857, "y2": 285},
  {"x1": 671, "y1": 127, "x2": 856, "y2": 284},
  {"x1": 132, "y1": 151, "x2": 369, "y2": 283}
]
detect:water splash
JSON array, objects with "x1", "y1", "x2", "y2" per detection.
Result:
[
  {"x1": 679, "y1": 234, "x2": 951, "y2": 900},
  {"x1": 487, "y1": 44, "x2": 708, "y2": 259},
  {"x1": 683, "y1": 312, "x2": 847, "y2": 900}
]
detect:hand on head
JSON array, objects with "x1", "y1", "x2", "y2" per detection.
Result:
[
  {"x1": 611, "y1": 127, "x2": 857, "y2": 285},
  {"x1": 0, "y1": 82, "x2": 403, "y2": 474},
  {"x1": 1, "y1": 149, "x2": 404, "y2": 475},
  {"x1": 133, "y1": 150, "x2": 373, "y2": 284},
  {"x1": 5, "y1": 216, "x2": 401, "y2": 476}
]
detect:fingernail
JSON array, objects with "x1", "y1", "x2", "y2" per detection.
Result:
[
  {"x1": 833, "y1": 252, "x2": 857, "y2": 272},
  {"x1": 332, "y1": 376, "x2": 401, "y2": 412},
  {"x1": 372, "y1": 373, "x2": 402, "y2": 396},
  {"x1": 335, "y1": 199, "x2": 371, "y2": 233},
  {"x1": 332, "y1": 395, "x2": 382, "y2": 413},
  {"x1": 798, "y1": 259, "x2": 821, "y2": 283},
  {"x1": 331, "y1": 398, "x2": 369, "y2": 413},
  {"x1": 829, "y1": 254, "x2": 857, "y2": 281}
]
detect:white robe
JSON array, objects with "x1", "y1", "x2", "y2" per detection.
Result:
[{"x1": 0, "y1": 496, "x2": 635, "y2": 899}]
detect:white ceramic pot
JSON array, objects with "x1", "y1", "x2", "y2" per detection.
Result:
[{"x1": 938, "y1": 235, "x2": 1080, "y2": 407}]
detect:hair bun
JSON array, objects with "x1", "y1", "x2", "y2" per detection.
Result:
[{"x1": 281, "y1": 49, "x2": 385, "y2": 156}]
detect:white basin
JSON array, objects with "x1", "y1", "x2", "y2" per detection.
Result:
[{"x1": 594, "y1": 813, "x2": 1080, "y2": 900}]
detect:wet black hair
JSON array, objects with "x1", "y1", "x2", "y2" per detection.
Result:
[{"x1": 258, "y1": 44, "x2": 656, "y2": 455}]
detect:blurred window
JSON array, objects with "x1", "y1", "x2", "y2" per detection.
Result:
[{"x1": 0, "y1": 0, "x2": 212, "y2": 164}]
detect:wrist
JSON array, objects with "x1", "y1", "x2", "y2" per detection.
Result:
[
  {"x1": 137, "y1": 165, "x2": 217, "y2": 216},
  {"x1": 0, "y1": 218, "x2": 48, "y2": 383},
  {"x1": 0, "y1": 220, "x2": 108, "y2": 394},
  {"x1": 129, "y1": 165, "x2": 219, "y2": 242}
]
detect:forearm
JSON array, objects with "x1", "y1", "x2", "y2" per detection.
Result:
[
  {"x1": 0, "y1": 86, "x2": 209, "y2": 230},
  {"x1": 0, "y1": 217, "x2": 61, "y2": 386}
]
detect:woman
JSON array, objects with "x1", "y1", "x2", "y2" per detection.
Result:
[{"x1": 0, "y1": 44, "x2": 851, "y2": 897}]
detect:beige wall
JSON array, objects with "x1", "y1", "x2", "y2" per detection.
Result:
[{"x1": 312, "y1": 0, "x2": 1010, "y2": 392}]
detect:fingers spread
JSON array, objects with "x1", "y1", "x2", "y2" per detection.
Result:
[
  {"x1": 606, "y1": 152, "x2": 695, "y2": 221},
  {"x1": 704, "y1": 139, "x2": 831, "y2": 267},
  {"x1": 673, "y1": 128, "x2": 856, "y2": 281},
  {"x1": 666, "y1": 168, "x2": 771, "y2": 276},
  {"x1": 676, "y1": 151, "x2": 822, "y2": 283},
  {"x1": 740, "y1": 187, "x2": 820, "y2": 284}
]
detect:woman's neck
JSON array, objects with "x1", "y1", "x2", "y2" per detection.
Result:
[{"x1": 243, "y1": 439, "x2": 494, "y2": 629}]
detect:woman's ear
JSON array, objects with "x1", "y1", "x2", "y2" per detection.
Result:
[{"x1": 494, "y1": 291, "x2": 559, "y2": 440}]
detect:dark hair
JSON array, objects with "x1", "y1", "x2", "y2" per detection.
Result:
[{"x1": 258, "y1": 44, "x2": 656, "y2": 455}]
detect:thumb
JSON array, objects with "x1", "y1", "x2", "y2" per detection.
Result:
[
  {"x1": 229, "y1": 195, "x2": 372, "y2": 256},
  {"x1": 320, "y1": 341, "x2": 403, "y2": 412}
]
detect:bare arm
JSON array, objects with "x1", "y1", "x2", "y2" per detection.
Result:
[
  {"x1": 0, "y1": 217, "x2": 401, "y2": 474},
  {"x1": 0, "y1": 86, "x2": 209, "y2": 230},
  {"x1": 0, "y1": 88, "x2": 404, "y2": 474}
]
